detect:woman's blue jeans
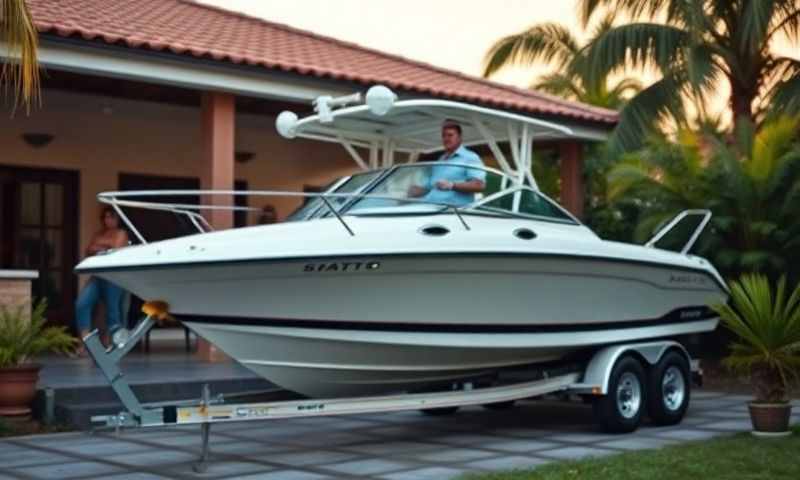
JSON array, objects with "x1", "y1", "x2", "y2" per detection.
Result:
[{"x1": 75, "y1": 277, "x2": 124, "y2": 333}]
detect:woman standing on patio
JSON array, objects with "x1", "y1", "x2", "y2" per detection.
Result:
[{"x1": 74, "y1": 206, "x2": 129, "y2": 355}]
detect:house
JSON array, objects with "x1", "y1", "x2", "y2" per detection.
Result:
[{"x1": 0, "y1": 0, "x2": 618, "y2": 346}]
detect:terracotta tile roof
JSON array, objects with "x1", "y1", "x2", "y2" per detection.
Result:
[{"x1": 28, "y1": 0, "x2": 618, "y2": 125}]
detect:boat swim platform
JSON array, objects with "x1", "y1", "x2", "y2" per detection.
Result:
[{"x1": 35, "y1": 333, "x2": 278, "y2": 429}]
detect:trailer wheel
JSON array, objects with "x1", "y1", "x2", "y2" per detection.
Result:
[
  {"x1": 593, "y1": 355, "x2": 646, "y2": 433},
  {"x1": 420, "y1": 406, "x2": 460, "y2": 416},
  {"x1": 482, "y1": 400, "x2": 516, "y2": 410},
  {"x1": 647, "y1": 351, "x2": 690, "y2": 426}
]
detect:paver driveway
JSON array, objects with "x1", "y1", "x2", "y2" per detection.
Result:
[{"x1": 1, "y1": 391, "x2": 798, "y2": 479}]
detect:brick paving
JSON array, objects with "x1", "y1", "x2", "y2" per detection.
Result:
[{"x1": 0, "y1": 392, "x2": 798, "y2": 479}]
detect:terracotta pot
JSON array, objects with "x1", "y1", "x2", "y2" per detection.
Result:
[
  {"x1": 0, "y1": 364, "x2": 41, "y2": 418},
  {"x1": 748, "y1": 402, "x2": 792, "y2": 434}
]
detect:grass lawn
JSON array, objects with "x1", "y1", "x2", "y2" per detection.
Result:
[{"x1": 462, "y1": 425, "x2": 800, "y2": 480}]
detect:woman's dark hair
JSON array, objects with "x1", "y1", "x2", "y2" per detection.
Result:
[{"x1": 100, "y1": 205, "x2": 118, "y2": 221}]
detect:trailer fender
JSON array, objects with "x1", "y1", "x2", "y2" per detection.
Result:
[{"x1": 570, "y1": 341, "x2": 690, "y2": 395}]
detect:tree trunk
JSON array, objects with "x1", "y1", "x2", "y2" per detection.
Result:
[
  {"x1": 729, "y1": 80, "x2": 756, "y2": 135},
  {"x1": 752, "y1": 365, "x2": 786, "y2": 403}
]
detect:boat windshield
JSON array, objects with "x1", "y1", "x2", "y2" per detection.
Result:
[
  {"x1": 286, "y1": 170, "x2": 384, "y2": 221},
  {"x1": 474, "y1": 189, "x2": 575, "y2": 223},
  {"x1": 343, "y1": 163, "x2": 577, "y2": 224},
  {"x1": 347, "y1": 163, "x2": 505, "y2": 212}
]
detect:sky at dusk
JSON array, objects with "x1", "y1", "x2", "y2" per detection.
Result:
[
  {"x1": 200, "y1": 0, "x2": 799, "y2": 123},
  {"x1": 199, "y1": 0, "x2": 582, "y2": 87}
]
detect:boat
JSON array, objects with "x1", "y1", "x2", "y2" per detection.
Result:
[{"x1": 75, "y1": 86, "x2": 728, "y2": 398}]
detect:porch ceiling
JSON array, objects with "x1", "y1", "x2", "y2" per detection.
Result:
[{"x1": 39, "y1": 69, "x2": 312, "y2": 117}]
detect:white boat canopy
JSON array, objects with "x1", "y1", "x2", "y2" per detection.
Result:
[{"x1": 275, "y1": 86, "x2": 594, "y2": 190}]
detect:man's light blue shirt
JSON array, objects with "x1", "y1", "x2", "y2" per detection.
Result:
[{"x1": 422, "y1": 145, "x2": 486, "y2": 206}]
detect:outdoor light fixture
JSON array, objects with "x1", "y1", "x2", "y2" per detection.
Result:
[
  {"x1": 21, "y1": 133, "x2": 54, "y2": 148},
  {"x1": 276, "y1": 111, "x2": 298, "y2": 138},
  {"x1": 235, "y1": 151, "x2": 255, "y2": 163},
  {"x1": 366, "y1": 85, "x2": 397, "y2": 116},
  {"x1": 313, "y1": 92, "x2": 362, "y2": 123}
]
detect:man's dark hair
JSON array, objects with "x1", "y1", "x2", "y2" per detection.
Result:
[{"x1": 442, "y1": 119, "x2": 462, "y2": 136}]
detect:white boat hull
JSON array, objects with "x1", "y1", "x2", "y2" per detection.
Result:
[
  {"x1": 95, "y1": 253, "x2": 725, "y2": 397},
  {"x1": 183, "y1": 318, "x2": 717, "y2": 397}
]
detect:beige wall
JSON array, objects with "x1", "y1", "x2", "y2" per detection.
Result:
[
  {"x1": 0, "y1": 89, "x2": 359, "y2": 260},
  {"x1": 0, "y1": 277, "x2": 33, "y2": 316}
]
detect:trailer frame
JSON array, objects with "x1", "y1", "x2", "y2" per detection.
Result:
[{"x1": 85, "y1": 313, "x2": 700, "y2": 472}]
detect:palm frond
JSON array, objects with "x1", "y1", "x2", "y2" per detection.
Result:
[
  {"x1": 685, "y1": 44, "x2": 725, "y2": 99},
  {"x1": 577, "y1": 0, "x2": 670, "y2": 27},
  {"x1": 770, "y1": 69, "x2": 800, "y2": 117},
  {"x1": 607, "y1": 77, "x2": 643, "y2": 99},
  {"x1": 1, "y1": 0, "x2": 40, "y2": 113},
  {"x1": 585, "y1": 22, "x2": 689, "y2": 83},
  {"x1": 741, "y1": 0, "x2": 780, "y2": 52},
  {"x1": 531, "y1": 73, "x2": 583, "y2": 100},
  {"x1": 605, "y1": 75, "x2": 686, "y2": 154},
  {"x1": 750, "y1": 115, "x2": 800, "y2": 188},
  {"x1": 482, "y1": 23, "x2": 579, "y2": 78},
  {"x1": 766, "y1": 2, "x2": 800, "y2": 41}
]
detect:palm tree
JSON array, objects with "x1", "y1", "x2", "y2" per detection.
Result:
[
  {"x1": 482, "y1": 19, "x2": 642, "y2": 110},
  {"x1": 608, "y1": 115, "x2": 800, "y2": 279},
  {"x1": 578, "y1": 0, "x2": 800, "y2": 152},
  {"x1": 1, "y1": 0, "x2": 40, "y2": 111}
]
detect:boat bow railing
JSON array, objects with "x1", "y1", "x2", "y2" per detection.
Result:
[{"x1": 98, "y1": 189, "x2": 477, "y2": 244}]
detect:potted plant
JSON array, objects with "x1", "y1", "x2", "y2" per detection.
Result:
[
  {"x1": 0, "y1": 299, "x2": 77, "y2": 419},
  {"x1": 711, "y1": 274, "x2": 800, "y2": 436}
]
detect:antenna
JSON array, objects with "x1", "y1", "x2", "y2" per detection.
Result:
[{"x1": 313, "y1": 93, "x2": 362, "y2": 123}]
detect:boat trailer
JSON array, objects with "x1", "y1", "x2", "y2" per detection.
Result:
[{"x1": 85, "y1": 303, "x2": 701, "y2": 472}]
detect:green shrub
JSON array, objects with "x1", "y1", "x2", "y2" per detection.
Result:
[
  {"x1": 0, "y1": 299, "x2": 77, "y2": 367},
  {"x1": 711, "y1": 275, "x2": 800, "y2": 402}
]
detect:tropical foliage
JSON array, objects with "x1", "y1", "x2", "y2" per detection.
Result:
[
  {"x1": 578, "y1": 0, "x2": 800, "y2": 153},
  {"x1": 482, "y1": 19, "x2": 642, "y2": 237},
  {"x1": 0, "y1": 299, "x2": 76, "y2": 367},
  {"x1": 606, "y1": 115, "x2": 800, "y2": 280},
  {"x1": 711, "y1": 274, "x2": 800, "y2": 403},
  {"x1": 483, "y1": 17, "x2": 641, "y2": 110},
  {"x1": 0, "y1": 0, "x2": 40, "y2": 111}
]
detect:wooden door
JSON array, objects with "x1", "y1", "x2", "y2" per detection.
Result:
[{"x1": 0, "y1": 166, "x2": 79, "y2": 327}]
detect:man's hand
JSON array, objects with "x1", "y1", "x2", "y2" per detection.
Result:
[
  {"x1": 435, "y1": 180, "x2": 454, "y2": 191},
  {"x1": 407, "y1": 185, "x2": 427, "y2": 197}
]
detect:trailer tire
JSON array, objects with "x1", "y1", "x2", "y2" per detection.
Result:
[
  {"x1": 647, "y1": 351, "x2": 690, "y2": 426},
  {"x1": 482, "y1": 400, "x2": 516, "y2": 410},
  {"x1": 593, "y1": 355, "x2": 646, "y2": 433},
  {"x1": 420, "y1": 406, "x2": 460, "y2": 416}
]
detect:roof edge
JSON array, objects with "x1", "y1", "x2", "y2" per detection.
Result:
[{"x1": 182, "y1": 1, "x2": 618, "y2": 122}]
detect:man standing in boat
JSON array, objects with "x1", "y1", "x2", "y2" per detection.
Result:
[{"x1": 409, "y1": 119, "x2": 486, "y2": 206}]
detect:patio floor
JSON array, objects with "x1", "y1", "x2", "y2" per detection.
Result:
[
  {"x1": 2, "y1": 391, "x2": 798, "y2": 480},
  {"x1": 38, "y1": 329, "x2": 259, "y2": 390}
]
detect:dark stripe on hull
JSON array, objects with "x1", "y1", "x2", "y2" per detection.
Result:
[
  {"x1": 76, "y1": 251, "x2": 728, "y2": 292},
  {"x1": 178, "y1": 306, "x2": 717, "y2": 334}
]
